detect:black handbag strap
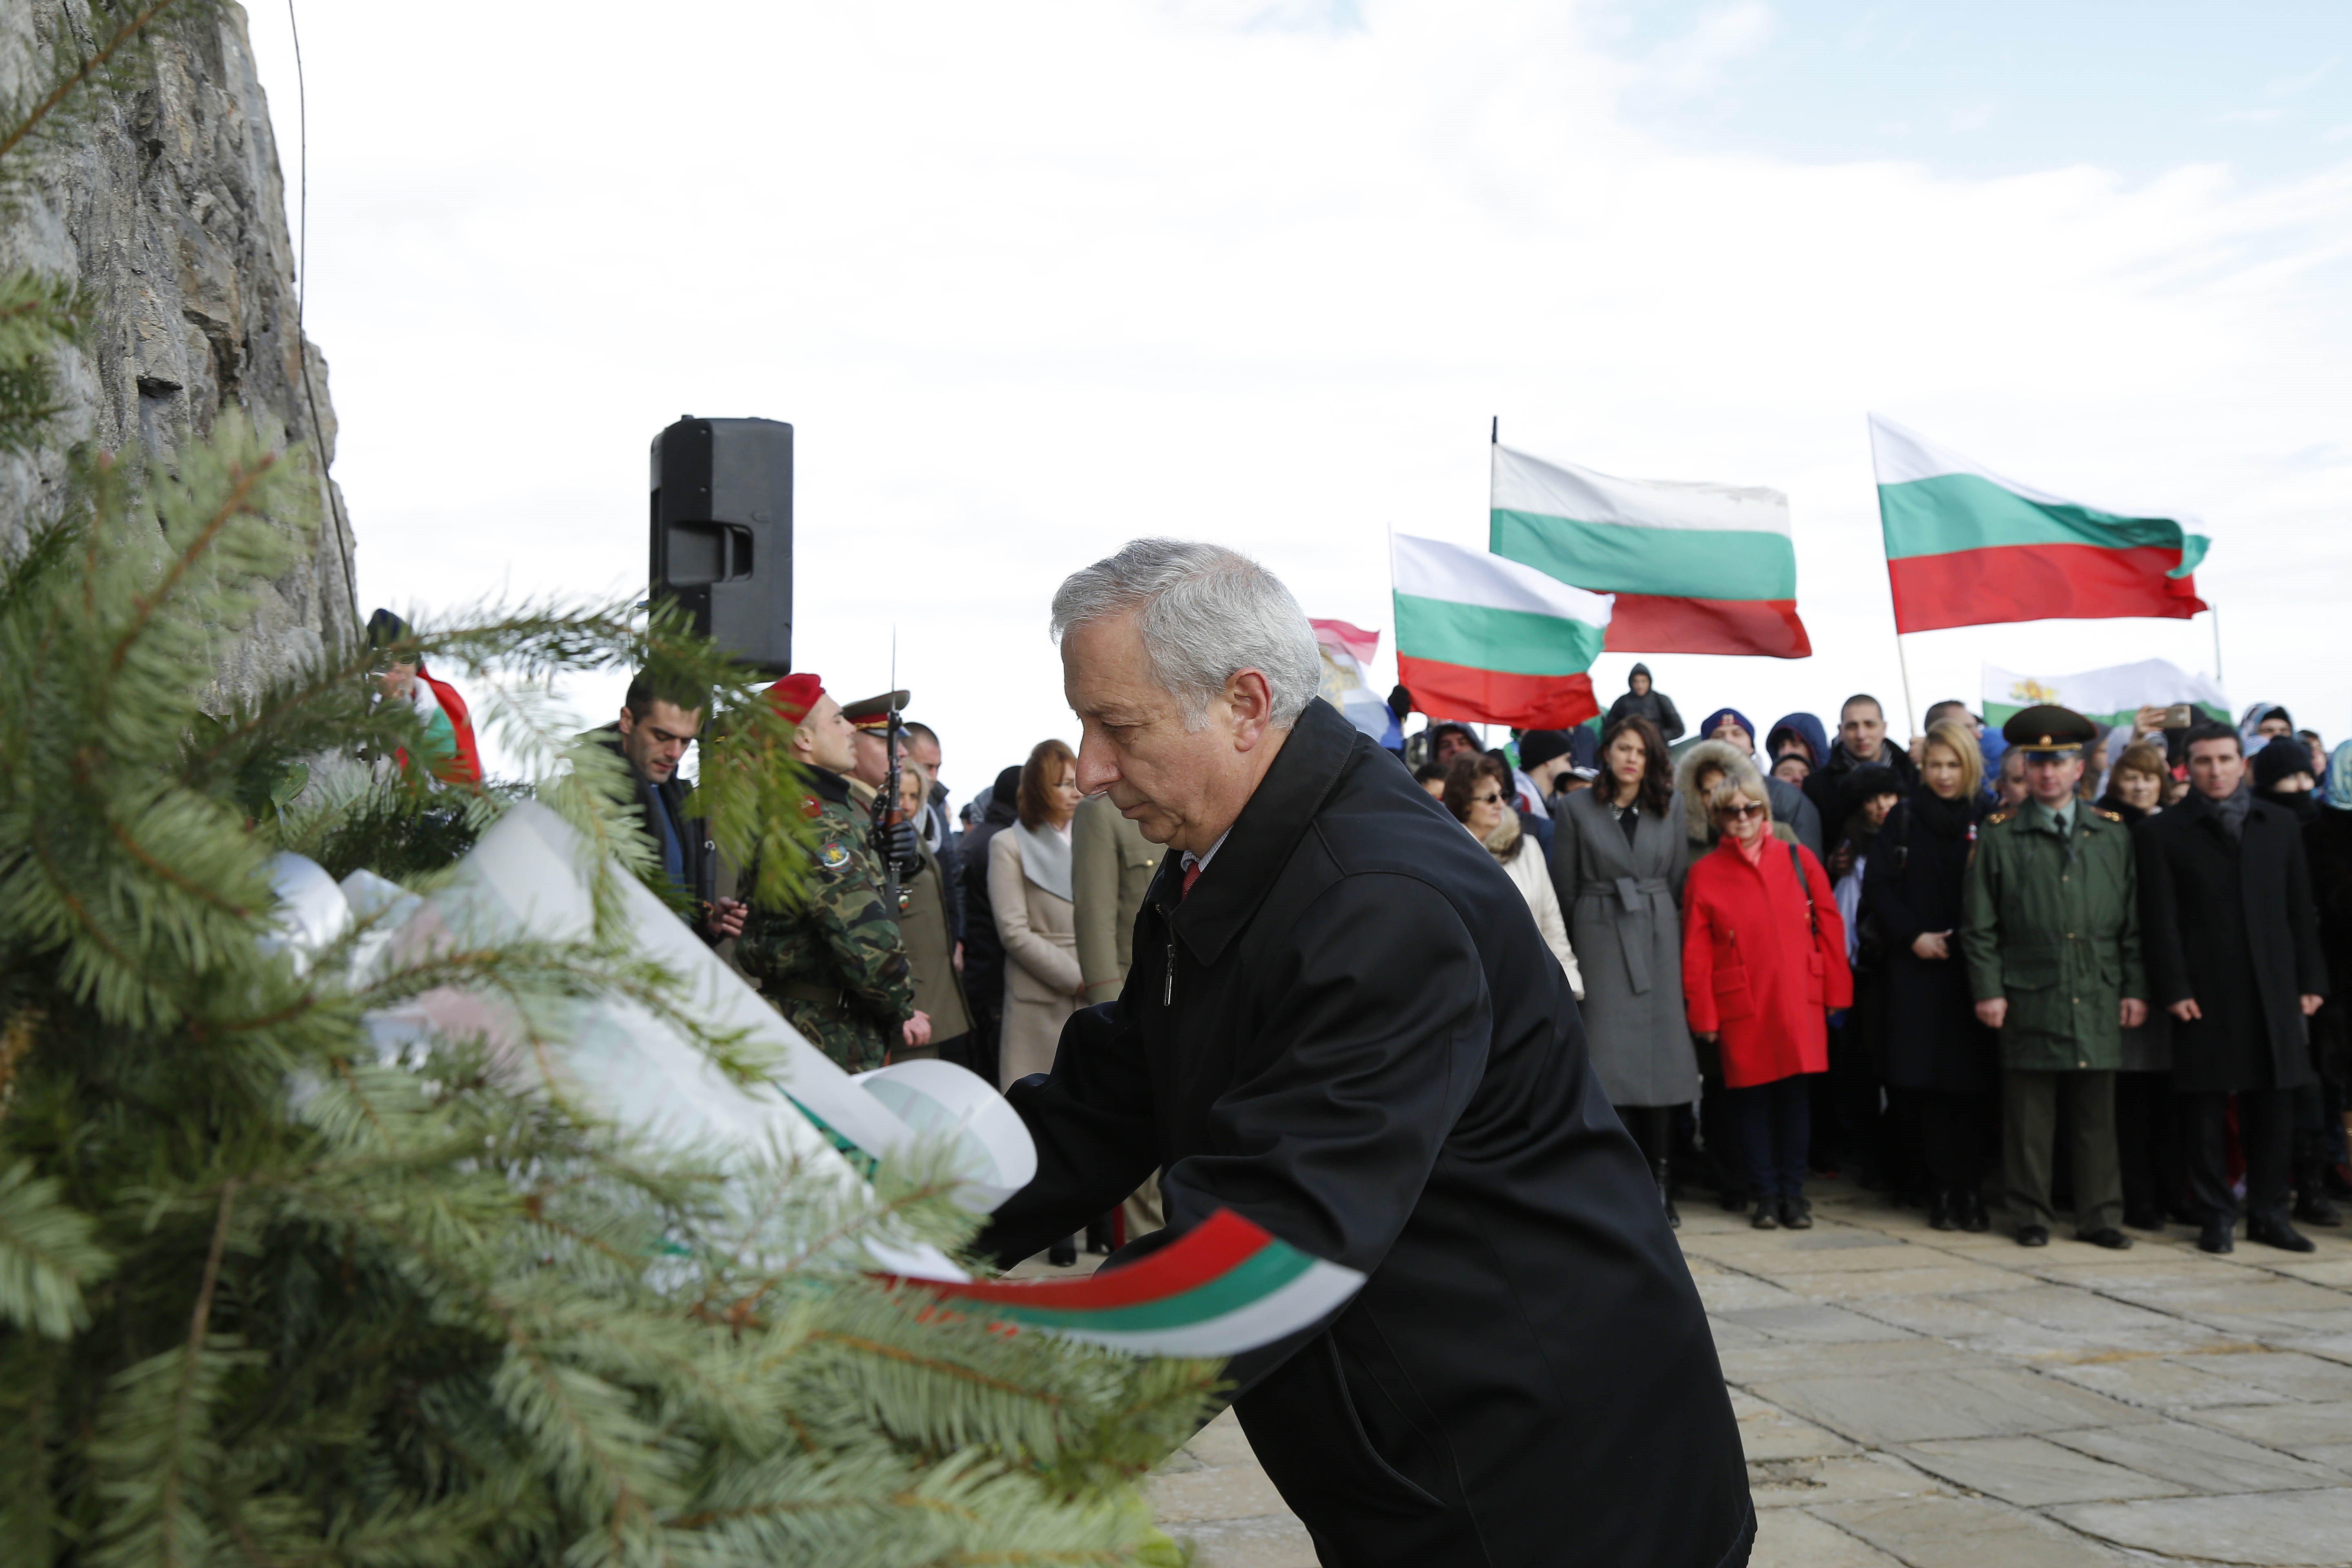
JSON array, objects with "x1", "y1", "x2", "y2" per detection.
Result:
[{"x1": 1787, "y1": 841, "x2": 1819, "y2": 940}]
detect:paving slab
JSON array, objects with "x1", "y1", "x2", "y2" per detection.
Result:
[
  {"x1": 1693, "y1": 1273, "x2": 1812, "y2": 1312},
  {"x1": 1181, "y1": 1408, "x2": 1260, "y2": 1468},
  {"x1": 2193, "y1": 1349, "x2": 2352, "y2": 1403},
  {"x1": 2042, "y1": 1352, "x2": 2295, "y2": 1412},
  {"x1": 2271, "y1": 1257, "x2": 2352, "y2": 1289},
  {"x1": 1816, "y1": 1494, "x2": 2132, "y2": 1566},
  {"x1": 1892, "y1": 1434, "x2": 2189, "y2": 1506},
  {"x1": 1751, "y1": 1366, "x2": 2154, "y2": 1445},
  {"x1": 1715, "y1": 1334, "x2": 1989, "y2": 1385},
  {"x1": 1172, "y1": 1513, "x2": 1320, "y2": 1568},
  {"x1": 1731, "y1": 1387, "x2": 1859, "y2": 1461},
  {"x1": 2047, "y1": 1419, "x2": 2349, "y2": 1493},
  {"x1": 1714, "y1": 1302, "x2": 1921, "y2": 1344},
  {"x1": 1747, "y1": 1452, "x2": 1946, "y2": 1510},
  {"x1": 1143, "y1": 1463, "x2": 1294, "y2": 1523},
  {"x1": 1957, "y1": 1284, "x2": 2229, "y2": 1343},
  {"x1": 2187, "y1": 1400, "x2": 2352, "y2": 1461},
  {"x1": 1769, "y1": 1264, "x2": 2028, "y2": 1301},
  {"x1": 1748, "y1": 1506, "x2": 1909, "y2": 1568},
  {"x1": 2052, "y1": 1488, "x2": 2352, "y2": 1566}
]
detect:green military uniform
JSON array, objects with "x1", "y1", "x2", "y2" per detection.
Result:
[
  {"x1": 736, "y1": 764, "x2": 914, "y2": 1072},
  {"x1": 1071, "y1": 791, "x2": 1161, "y2": 1006},
  {"x1": 1068, "y1": 788, "x2": 1167, "y2": 1239},
  {"x1": 1958, "y1": 705, "x2": 2147, "y2": 1244}
]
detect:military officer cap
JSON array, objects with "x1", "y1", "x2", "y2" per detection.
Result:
[
  {"x1": 840, "y1": 690, "x2": 911, "y2": 733},
  {"x1": 2001, "y1": 704, "x2": 2097, "y2": 755}
]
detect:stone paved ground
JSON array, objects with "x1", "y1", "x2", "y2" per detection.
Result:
[{"x1": 1140, "y1": 1176, "x2": 2352, "y2": 1567}]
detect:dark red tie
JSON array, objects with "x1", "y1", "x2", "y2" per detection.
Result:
[{"x1": 1182, "y1": 860, "x2": 1203, "y2": 899}]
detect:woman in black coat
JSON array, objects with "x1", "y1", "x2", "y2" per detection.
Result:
[
  {"x1": 1863, "y1": 722, "x2": 1996, "y2": 1230},
  {"x1": 2101, "y1": 742, "x2": 2185, "y2": 1228}
]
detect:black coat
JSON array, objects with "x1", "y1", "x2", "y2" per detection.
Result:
[
  {"x1": 1862, "y1": 794, "x2": 1996, "y2": 1094},
  {"x1": 1803, "y1": 736, "x2": 1917, "y2": 829},
  {"x1": 2135, "y1": 792, "x2": 2328, "y2": 1094},
  {"x1": 592, "y1": 728, "x2": 717, "y2": 941},
  {"x1": 957, "y1": 783, "x2": 1021, "y2": 1016},
  {"x1": 2304, "y1": 809, "x2": 2352, "y2": 1084},
  {"x1": 977, "y1": 700, "x2": 1752, "y2": 1568}
]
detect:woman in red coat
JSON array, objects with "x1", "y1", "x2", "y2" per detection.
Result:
[{"x1": 1683, "y1": 760, "x2": 1853, "y2": 1230}]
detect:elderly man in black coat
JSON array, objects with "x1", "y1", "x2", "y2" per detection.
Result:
[
  {"x1": 2136, "y1": 724, "x2": 2330, "y2": 1254},
  {"x1": 977, "y1": 540, "x2": 1753, "y2": 1568}
]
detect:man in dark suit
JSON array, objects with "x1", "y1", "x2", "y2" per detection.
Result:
[
  {"x1": 977, "y1": 540, "x2": 1753, "y2": 1568},
  {"x1": 2136, "y1": 722, "x2": 2330, "y2": 1254}
]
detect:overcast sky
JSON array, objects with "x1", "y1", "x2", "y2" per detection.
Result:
[{"x1": 248, "y1": 0, "x2": 2352, "y2": 801}]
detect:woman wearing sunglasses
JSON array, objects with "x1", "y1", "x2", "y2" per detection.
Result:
[
  {"x1": 1442, "y1": 753, "x2": 1583, "y2": 997},
  {"x1": 1682, "y1": 757, "x2": 1853, "y2": 1229}
]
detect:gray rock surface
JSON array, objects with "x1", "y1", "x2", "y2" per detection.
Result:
[{"x1": 0, "y1": 0, "x2": 355, "y2": 706}]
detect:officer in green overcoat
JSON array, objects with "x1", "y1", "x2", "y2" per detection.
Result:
[
  {"x1": 1959, "y1": 704, "x2": 2148, "y2": 1250},
  {"x1": 735, "y1": 672, "x2": 918, "y2": 1073}
]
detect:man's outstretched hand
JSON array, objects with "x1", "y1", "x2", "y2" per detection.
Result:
[
  {"x1": 704, "y1": 897, "x2": 747, "y2": 940},
  {"x1": 902, "y1": 1010, "x2": 933, "y2": 1049}
]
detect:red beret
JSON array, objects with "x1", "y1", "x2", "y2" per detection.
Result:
[{"x1": 767, "y1": 672, "x2": 825, "y2": 726}]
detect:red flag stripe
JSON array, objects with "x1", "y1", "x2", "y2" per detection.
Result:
[
  {"x1": 909, "y1": 1209, "x2": 1276, "y2": 1310},
  {"x1": 1599, "y1": 595, "x2": 1812, "y2": 659},
  {"x1": 1889, "y1": 543, "x2": 2206, "y2": 635},
  {"x1": 1396, "y1": 658, "x2": 1597, "y2": 730}
]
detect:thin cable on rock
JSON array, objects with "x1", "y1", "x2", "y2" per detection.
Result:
[{"x1": 285, "y1": 0, "x2": 357, "y2": 638}]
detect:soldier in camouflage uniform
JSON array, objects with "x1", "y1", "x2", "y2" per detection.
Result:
[
  {"x1": 1960, "y1": 704, "x2": 2147, "y2": 1251},
  {"x1": 735, "y1": 672, "x2": 917, "y2": 1072}
]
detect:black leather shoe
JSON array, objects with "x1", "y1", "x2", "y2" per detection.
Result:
[
  {"x1": 1047, "y1": 1236, "x2": 1078, "y2": 1267},
  {"x1": 2294, "y1": 1189, "x2": 2343, "y2": 1227},
  {"x1": 2198, "y1": 1219, "x2": 2235, "y2": 1254},
  {"x1": 1751, "y1": 1204, "x2": 1780, "y2": 1230},
  {"x1": 2248, "y1": 1217, "x2": 2317, "y2": 1253},
  {"x1": 2015, "y1": 1224, "x2": 2050, "y2": 1247},
  {"x1": 1780, "y1": 1196, "x2": 1813, "y2": 1230},
  {"x1": 1928, "y1": 1193, "x2": 1956, "y2": 1232},
  {"x1": 2077, "y1": 1227, "x2": 2133, "y2": 1250},
  {"x1": 1960, "y1": 1192, "x2": 1991, "y2": 1233}
]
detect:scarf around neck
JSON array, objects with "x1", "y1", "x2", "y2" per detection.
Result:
[
  {"x1": 1016, "y1": 819, "x2": 1073, "y2": 902},
  {"x1": 1481, "y1": 809, "x2": 1525, "y2": 864},
  {"x1": 2208, "y1": 782, "x2": 2252, "y2": 845}
]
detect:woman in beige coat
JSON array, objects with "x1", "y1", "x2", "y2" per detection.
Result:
[{"x1": 989, "y1": 738, "x2": 1086, "y2": 1087}]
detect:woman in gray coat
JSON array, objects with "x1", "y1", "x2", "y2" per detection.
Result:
[{"x1": 1550, "y1": 715, "x2": 1695, "y2": 1222}]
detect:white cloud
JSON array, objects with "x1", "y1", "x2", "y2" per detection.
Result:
[{"x1": 247, "y1": 0, "x2": 2352, "y2": 790}]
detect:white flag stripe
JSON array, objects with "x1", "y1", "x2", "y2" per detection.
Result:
[
  {"x1": 1981, "y1": 659, "x2": 2228, "y2": 722},
  {"x1": 1392, "y1": 534, "x2": 1613, "y2": 625},
  {"x1": 1866, "y1": 412, "x2": 2082, "y2": 504},
  {"x1": 1491, "y1": 444, "x2": 1791, "y2": 536}
]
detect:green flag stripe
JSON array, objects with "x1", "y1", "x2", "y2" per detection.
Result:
[
  {"x1": 1878, "y1": 474, "x2": 2209, "y2": 575},
  {"x1": 974, "y1": 1241, "x2": 1318, "y2": 1332},
  {"x1": 1490, "y1": 510, "x2": 1797, "y2": 601},
  {"x1": 1394, "y1": 592, "x2": 1606, "y2": 678}
]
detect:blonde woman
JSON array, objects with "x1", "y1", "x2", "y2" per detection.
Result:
[
  {"x1": 1863, "y1": 720, "x2": 1996, "y2": 1231},
  {"x1": 989, "y1": 739, "x2": 1086, "y2": 1087},
  {"x1": 1441, "y1": 753, "x2": 1581, "y2": 997}
]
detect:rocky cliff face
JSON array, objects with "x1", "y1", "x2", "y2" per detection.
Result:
[{"x1": 0, "y1": 0, "x2": 356, "y2": 705}]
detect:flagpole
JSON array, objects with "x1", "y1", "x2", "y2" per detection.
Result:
[
  {"x1": 1894, "y1": 631, "x2": 1918, "y2": 743},
  {"x1": 2209, "y1": 604, "x2": 2225, "y2": 684}
]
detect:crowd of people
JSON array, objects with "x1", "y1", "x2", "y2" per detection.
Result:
[{"x1": 551, "y1": 615, "x2": 2350, "y2": 1265}]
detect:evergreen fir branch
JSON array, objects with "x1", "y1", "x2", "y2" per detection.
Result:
[{"x1": 0, "y1": 1156, "x2": 116, "y2": 1335}]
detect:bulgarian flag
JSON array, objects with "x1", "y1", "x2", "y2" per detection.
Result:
[
  {"x1": 898, "y1": 1209, "x2": 1365, "y2": 1356},
  {"x1": 1391, "y1": 533, "x2": 1611, "y2": 729},
  {"x1": 1870, "y1": 414, "x2": 2211, "y2": 634},
  {"x1": 1488, "y1": 442, "x2": 1811, "y2": 659}
]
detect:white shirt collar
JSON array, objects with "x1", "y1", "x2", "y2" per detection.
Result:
[{"x1": 1181, "y1": 829, "x2": 1232, "y2": 875}]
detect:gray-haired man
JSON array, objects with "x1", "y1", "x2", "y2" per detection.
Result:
[{"x1": 976, "y1": 539, "x2": 1752, "y2": 1568}]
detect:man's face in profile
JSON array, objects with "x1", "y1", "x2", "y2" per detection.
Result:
[{"x1": 1062, "y1": 612, "x2": 1256, "y2": 855}]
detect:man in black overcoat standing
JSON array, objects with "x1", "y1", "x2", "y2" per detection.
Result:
[
  {"x1": 976, "y1": 539, "x2": 1753, "y2": 1568},
  {"x1": 2136, "y1": 723, "x2": 2330, "y2": 1254}
]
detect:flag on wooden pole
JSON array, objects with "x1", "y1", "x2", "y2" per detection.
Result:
[
  {"x1": 1870, "y1": 414, "x2": 2210, "y2": 633},
  {"x1": 1391, "y1": 534, "x2": 1611, "y2": 729},
  {"x1": 1488, "y1": 442, "x2": 1811, "y2": 659}
]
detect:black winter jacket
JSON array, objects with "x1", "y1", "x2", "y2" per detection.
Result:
[
  {"x1": 978, "y1": 700, "x2": 1752, "y2": 1568},
  {"x1": 2136, "y1": 791, "x2": 2328, "y2": 1093}
]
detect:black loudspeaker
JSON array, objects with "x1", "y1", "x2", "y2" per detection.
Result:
[{"x1": 649, "y1": 416, "x2": 793, "y2": 673}]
